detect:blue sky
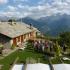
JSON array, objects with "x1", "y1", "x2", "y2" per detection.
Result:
[{"x1": 0, "y1": 0, "x2": 70, "y2": 19}]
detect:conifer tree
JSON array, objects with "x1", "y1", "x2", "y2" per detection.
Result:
[{"x1": 54, "y1": 41, "x2": 61, "y2": 58}]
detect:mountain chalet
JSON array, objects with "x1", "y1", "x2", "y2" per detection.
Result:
[{"x1": 0, "y1": 22, "x2": 38, "y2": 48}]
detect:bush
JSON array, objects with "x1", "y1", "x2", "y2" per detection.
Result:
[
  {"x1": 53, "y1": 42, "x2": 62, "y2": 58},
  {"x1": 59, "y1": 32, "x2": 70, "y2": 46}
]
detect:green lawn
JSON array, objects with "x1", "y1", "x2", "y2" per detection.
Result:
[
  {"x1": 0, "y1": 42, "x2": 70, "y2": 70},
  {"x1": 0, "y1": 43, "x2": 49, "y2": 70}
]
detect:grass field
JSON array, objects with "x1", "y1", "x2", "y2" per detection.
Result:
[
  {"x1": 0, "y1": 42, "x2": 70, "y2": 70},
  {"x1": 0, "y1": 43, "x2": 49, "y2": 70}
]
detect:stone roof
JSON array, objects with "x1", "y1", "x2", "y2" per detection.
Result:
[{"x1": 0, "y1": 22, "x2": 36, "y2": 38}]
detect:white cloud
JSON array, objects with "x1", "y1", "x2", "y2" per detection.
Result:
[
  {"x1": 0, "y1": 11, "x2": 22, "y2": 18},
  {"x1": 0, "y1": 0, "x2": 8, "y2": 4},
  {"x1": 29, "y1": 0, "x2": 70, "y2": 18},
  {"x1": 66, "y1": 0, "x2": 70, "y2": 3},
  {"x1": 7, "y1": 5, "x2": 17, "y2": 12},
  {"x1": 18, "y1": 4, "x2": 24, "y2": 8},
  {"x1": 1, "y1": 0, "x2": 70, "y2": 19}
]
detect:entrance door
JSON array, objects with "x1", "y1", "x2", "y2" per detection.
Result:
[{"x1": 13, "y1": 38, "x2": 17, "y2": 46}]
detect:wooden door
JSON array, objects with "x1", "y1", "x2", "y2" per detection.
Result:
[{"x1": 13, "y1": 38, "x2": 17, "y2": 46}]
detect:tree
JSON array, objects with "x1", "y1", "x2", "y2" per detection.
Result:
[
  {"x1": 8, "y1": 19, "x2": 16, "y2": 22},
  {"x1": 59, "y1": 32, "x2": 70, "y2": 47},
  {"x1": 53, "y1": 41, "x2": 62, "y2": 58},
  {"x1": 8, "y1": 19, "x2": 16, "y2": 25}
]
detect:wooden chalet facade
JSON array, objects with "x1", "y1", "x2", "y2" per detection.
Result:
[
  {"x1": 11, "y1": 31, "x2": 36, "y2": 46},
  {"x1": 0, "y1": 22, "x2": 37, "y2": 48}
]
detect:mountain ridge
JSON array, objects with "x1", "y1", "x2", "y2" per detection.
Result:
[{"x1": 0, "y1": 14, "x2": 70, "y2": 37}]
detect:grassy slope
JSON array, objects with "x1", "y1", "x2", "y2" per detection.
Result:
[
  {"x1": 0, "y1": 42, "x2": 70, "y2": 70},
  {"x1": 0, "y1": 44, "x2": 49, "y2": 70}
]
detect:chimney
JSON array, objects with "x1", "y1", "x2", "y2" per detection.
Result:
[
  {"x1": 8, "y1": 19, "x2": 12, "y2": 25},
  {"x1": 8, "y1": 19, "x2": 16, "y2": 25}
]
